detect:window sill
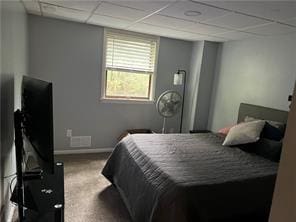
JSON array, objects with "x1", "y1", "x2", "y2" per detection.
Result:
[{"x1": 100, "y1": 98, "x2": 155, "y2": 104}]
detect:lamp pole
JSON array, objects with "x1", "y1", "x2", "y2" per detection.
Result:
[{"x1": 177, "y1": 69, "x2": 186, "y2": 133}]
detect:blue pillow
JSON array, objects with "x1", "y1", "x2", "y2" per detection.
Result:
[
  {"x1": 244, "y1": 116, "x2": 286, "y2": 141},
  {"x1": 253, "y1": 138, "x2": 282, "y2": 162},
  {"x1": 261, "y1": 122, "x2": 285, "y2": 141}
]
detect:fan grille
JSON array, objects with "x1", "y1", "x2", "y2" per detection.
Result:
[{"x1": 156, "y1": 90, "x2": 182, "y2": 118}]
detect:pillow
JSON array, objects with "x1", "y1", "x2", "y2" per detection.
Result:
[
  {"x1": 237, "y1": 138, "x2": 282, "y2": 162},
  {"x1": 218, "y1": 125, "x2": 234, "y2": 135},
  {"x1": 244, "y1": 116, "x2": 286, "y2": 140},
  {"x1": 261, "y1": 122, "x2": 284, "y2": 141},
  {"x1": 244, "y1": 115, "x2": 285, "y2": 128},
  {"x1": 244, "y1": 116, "x2": 257, "y2": 122},
  {"x1": 252, "y1": 138, "x2": 282, "y2": 162},
  {"x1": 222, "y1": 120, "x2": 265, "y2": 146},
  {"x1": 267, "y1": 120, "x2": 286, "y2": 131}
]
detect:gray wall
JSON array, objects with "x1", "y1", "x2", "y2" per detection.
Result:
[
  {"x1": 182, "y1": 41, "x2": 219, "y2": 132},
  {"x1": 208, "y1": 34, "x2": 296, "y2": 132},
  {"x1": 182, "y1": 41, "x2": 204, "y2": 132},
  {"x1": 0, "y1": 1, "x2": 28, "y2": 220},
  {"x1": 28, "y1": 15, "x2": 192, "y2": 150},
  {"x1": 194, "y1": 41, "x2": 219, "y2": 130}
]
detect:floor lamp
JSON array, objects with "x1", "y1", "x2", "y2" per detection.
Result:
[{"x1": 173, "y1": 69, "x2": 186, "y2": 133}]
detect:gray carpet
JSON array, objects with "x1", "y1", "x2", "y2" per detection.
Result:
[{"x1": 56, "y1": 153, "x2": 132, "y2": 222}]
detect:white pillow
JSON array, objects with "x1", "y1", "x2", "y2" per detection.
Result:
[
  {"x1": 222, "y1": 120, "x2": 265, "y2": 146},
  {"x1": 244, "y1": 115, "x2": 285, "y2": 129}
]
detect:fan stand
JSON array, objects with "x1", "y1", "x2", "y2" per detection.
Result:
[{"x1": 162, "y1": 117, "x2": 166, "y2": 134}]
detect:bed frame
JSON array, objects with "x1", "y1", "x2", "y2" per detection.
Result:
[{"x1": 237, "y1": 103, "x2": 288, "y2": 123}]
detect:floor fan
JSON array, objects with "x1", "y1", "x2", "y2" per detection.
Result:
[{"x1": 156, "y1": 90, "x2": 182, "y2": 133}]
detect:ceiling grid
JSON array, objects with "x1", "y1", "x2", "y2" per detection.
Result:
[{"x1": 22, "y1": 0, "x2": 296, "y2": 42}]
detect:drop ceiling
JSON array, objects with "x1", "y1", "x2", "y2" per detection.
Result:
[{"x1": 22, "y1": 0, "x2": 296, "y2": 42}]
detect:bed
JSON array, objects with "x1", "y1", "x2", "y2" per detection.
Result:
[{"x1": 102, "y1": 103, "x2": 288, "y2": 222}]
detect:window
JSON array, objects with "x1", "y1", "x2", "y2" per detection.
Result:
[{"x1": 102, "y1": 29, "x2": 159, "y2": 102}]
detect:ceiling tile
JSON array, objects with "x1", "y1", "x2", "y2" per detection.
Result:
[
  {"x1": 22, "y1": 0, "x2": 41, "y2": 15},
  {"x1": 141, "y1": 14, "x2": 230, "y2": 35},
  {"x1": 127, "y1": 22, "x2": 227, "y2": 42},
  {"x1": 202, "y1": 1, "x2": 296, "y2": 21},
  {"x1": 94, "y1": 2, "x2": 149, "y2": 21},
  {"x1": 127, "y1": 22, "x2": 205, "y2": 41},
  {"x1": 282, "y1": 17, "x2": 296, "y2": 27},
  {"x1": 204, "y1": 35, "x2": 228, "y2": 42},
  {"x1": 106, "y1": 1, "x2": 172, "y2": 13},
  {"x1": 186, "y1": 22, "x2": 230, "y2": 35},
  {"x1": 128, "y1": 22, "x2": 181, "y2": 36},
  {"x1": 182, "y1": 33, "x2": 210, "y2": 41},
  {"x1": 88, "y1": 14, "x2": 133, "y2": 29},
  {"x1": 142, "y1": 14, "x2": 196, "y2": 30},
  {"x1": 184, "y1": 33, "x2": 225, "y2": 42},
  {"x1": 214, "y1": 31, "x2": 259, "y2": 41},
  {"x1": 204, "y1": 12, "x2": 270, "y2": 29},
  {"x1": 158, "y1": 1, "x2": 229, "y2": 22},
  {"x1": 40, "y1": 0, "x2": 101, "y2": 12},
  {"x1": 242, "y1": 22, "x2": 296, "y2": 36},
  {"x1": 41, "y1": 3, "x2": 89, "y2": 22}
]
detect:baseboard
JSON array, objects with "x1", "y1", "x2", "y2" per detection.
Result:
[{"x1": 54, "y1": 147, "x2": 114, "y2": 155}]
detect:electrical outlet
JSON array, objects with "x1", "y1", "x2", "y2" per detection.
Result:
[{"x1": 66, "y1": 129, "x2": 72, "y2": 137}]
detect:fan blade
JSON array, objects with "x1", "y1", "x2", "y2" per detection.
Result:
[
  {"x1": 173, "y1": 93, "x2": 181, "y2": 101},
  {"x1": 171, "y1": 98, "x2": 180, "y2": 104},
  {"x1": 161, "y1": 106, "x2": 169, "y2": 114},
  {"x1": 160, "y1": 97, "x2": 168, "y2": 105}
]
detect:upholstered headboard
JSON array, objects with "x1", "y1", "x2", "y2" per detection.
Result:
[{"x1": 237, "y1": 103, "x2": 288, "y2": 123}]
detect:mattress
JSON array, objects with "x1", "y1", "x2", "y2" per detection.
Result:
[{"x1": 102, "y1": 133, "x2": 278, "y2": 222}]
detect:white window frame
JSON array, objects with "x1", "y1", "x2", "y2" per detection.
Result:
[{"x1": 100, "y1": 28, "x2": 159, "y2": 104}]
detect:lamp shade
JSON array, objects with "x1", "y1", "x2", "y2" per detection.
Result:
[{"x1": 173, "y1": 73, "x2": 183, "y2": 85}]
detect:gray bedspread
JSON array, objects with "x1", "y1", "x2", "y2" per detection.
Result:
[{"x1": 102, "y1": 133, "x2": 278, "y2": 222}]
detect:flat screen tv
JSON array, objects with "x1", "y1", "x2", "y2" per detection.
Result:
[{"x1": 21, "y1": 76, "x2": 54, "y2": 174}]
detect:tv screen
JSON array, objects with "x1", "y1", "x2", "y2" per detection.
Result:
[{"x1": 22, "y1": 76, "x2": 54, "y2": 174}]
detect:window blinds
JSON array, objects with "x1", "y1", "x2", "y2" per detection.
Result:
[{"x1": 105, "y1": 31, "x2": 158, "y2": 74}]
